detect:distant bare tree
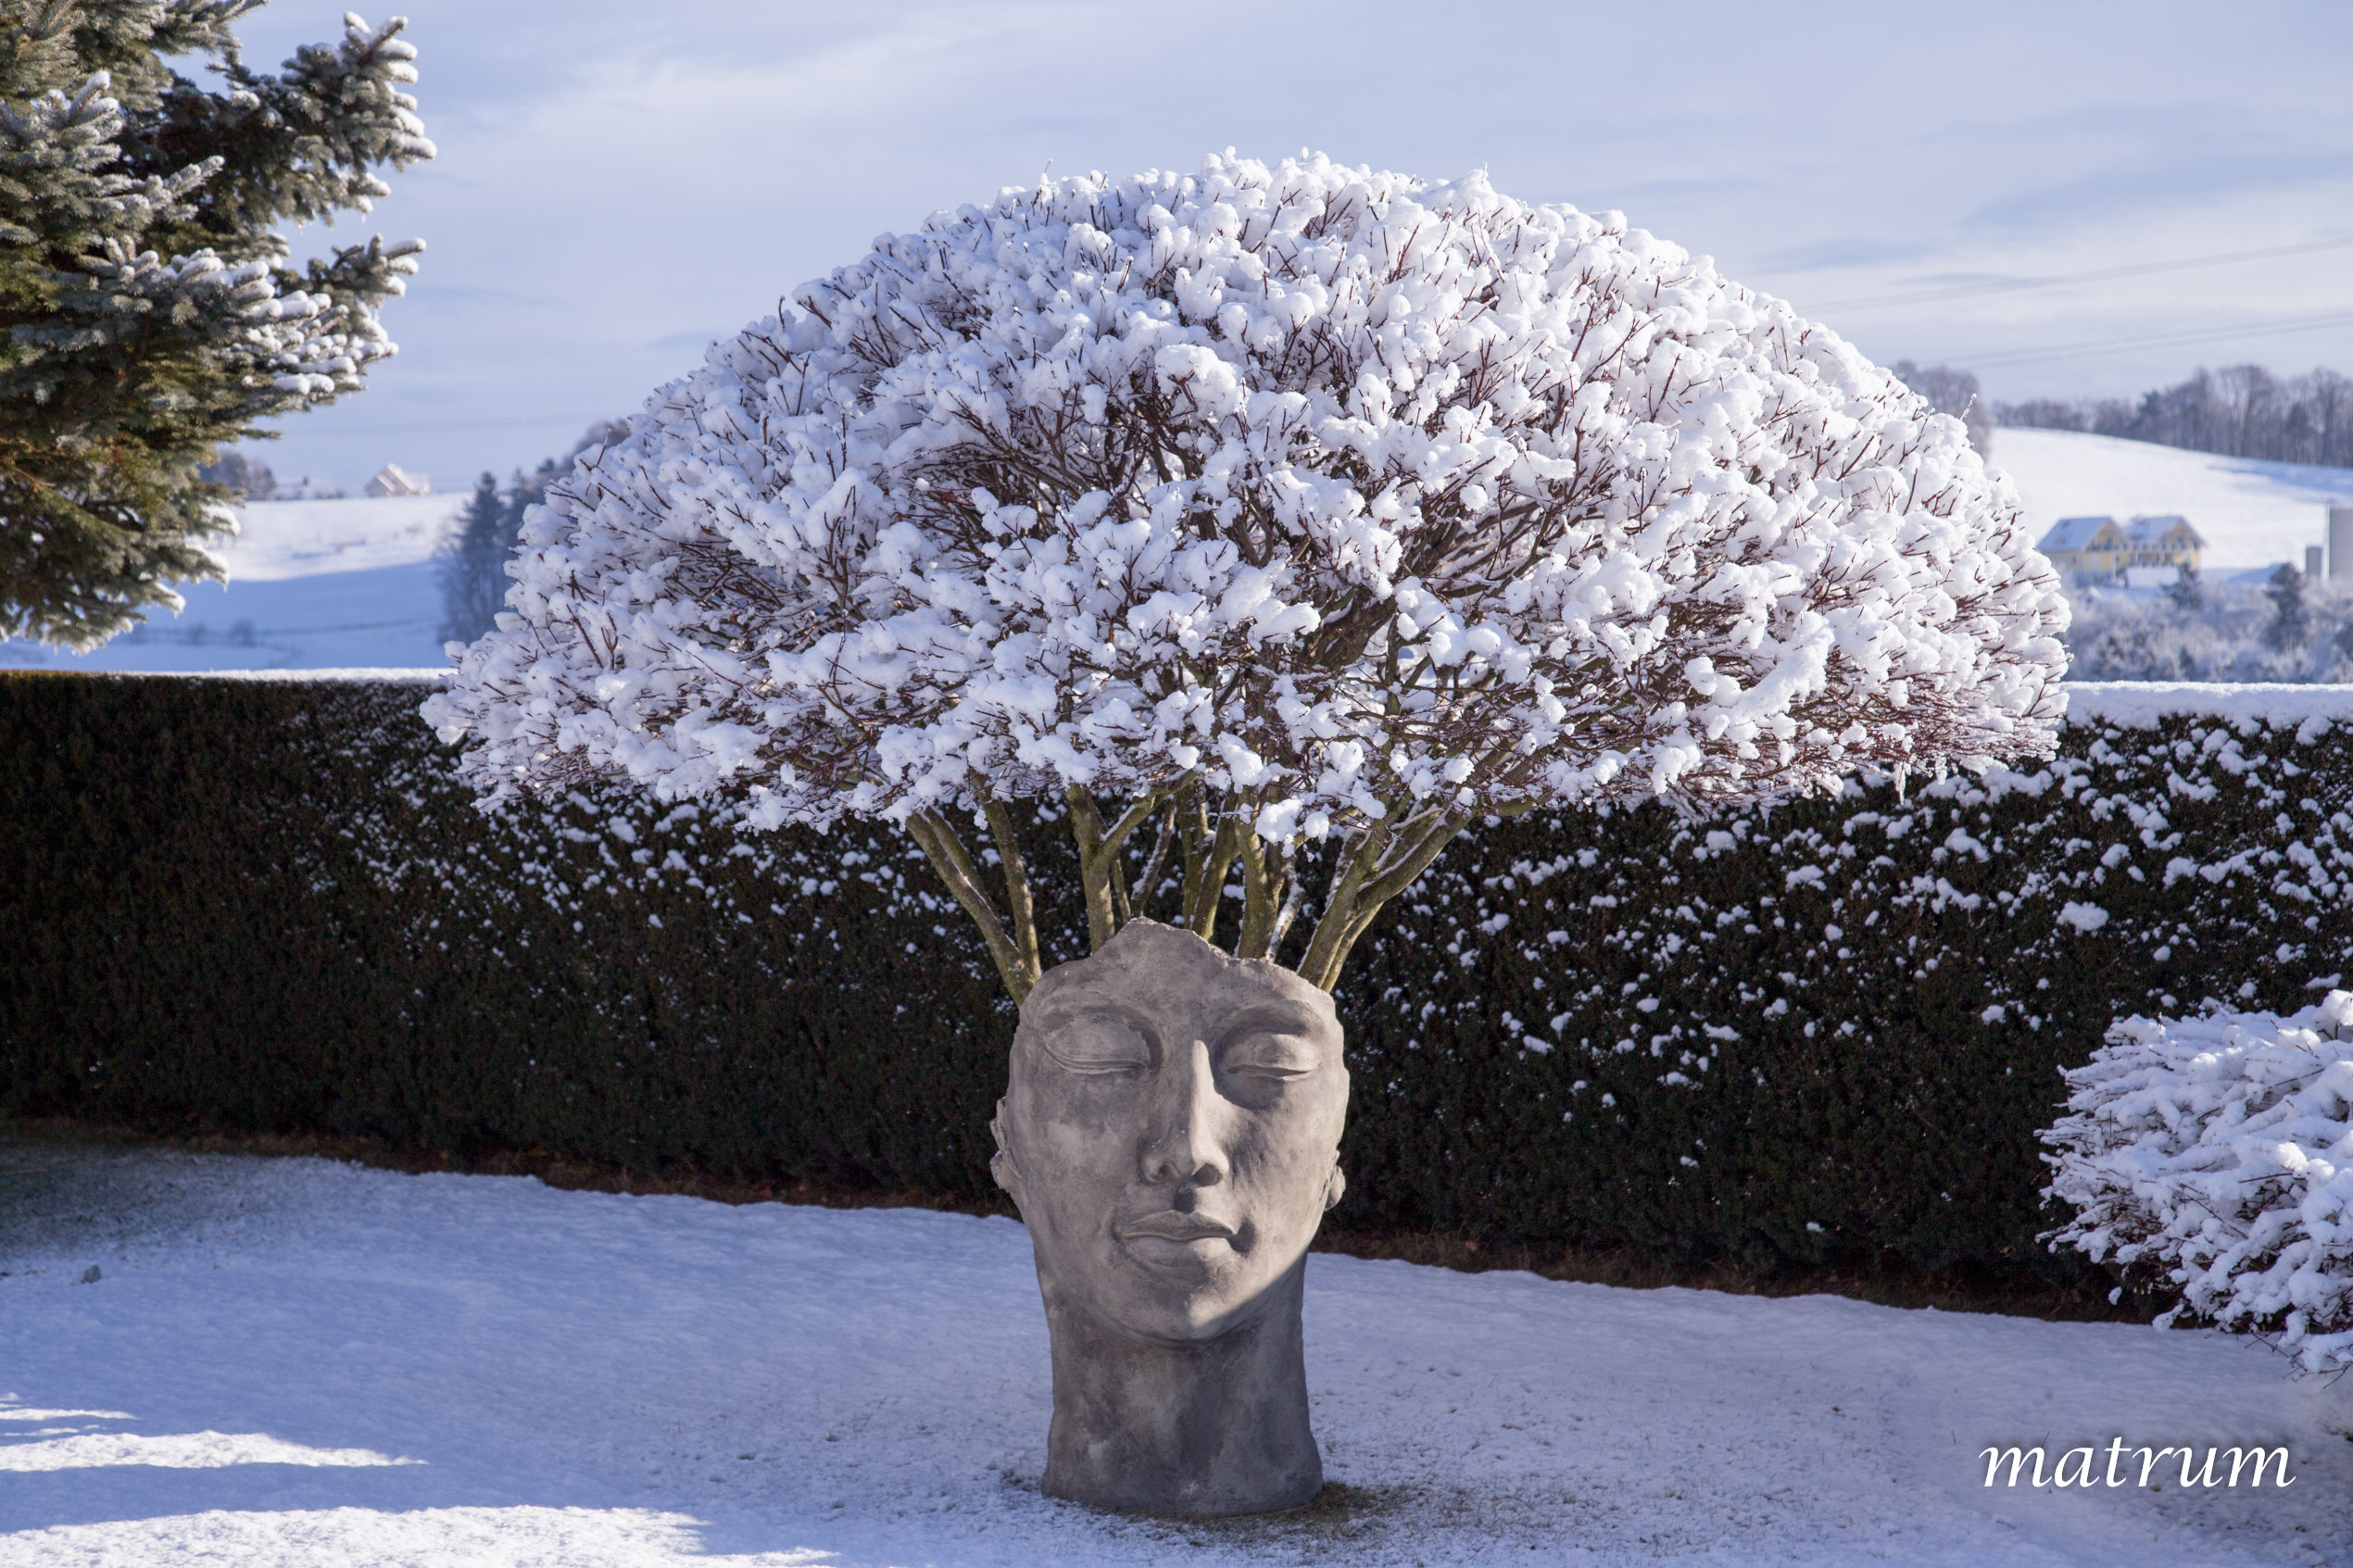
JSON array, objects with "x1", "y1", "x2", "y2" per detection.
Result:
[
  {"x1": 1891, "y1": 361, "x2": 1993, "y2": 457},
  {"x1": 1995, "y1": 398, "x2": 2087, "y2": 433}
]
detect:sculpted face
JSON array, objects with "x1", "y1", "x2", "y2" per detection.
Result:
[{"x1": 994, "y1": 921, "x2": 1349, "y2": 1344}]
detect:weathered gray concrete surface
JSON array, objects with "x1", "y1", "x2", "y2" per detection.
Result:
[{"x1": 992, "y1": 921, "x2": 1349, "y2": 1515}]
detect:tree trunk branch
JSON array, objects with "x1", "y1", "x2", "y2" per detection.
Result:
[
  {"x1": 1291, "y1": 804, "x2": 1471, "y2": 992},
  {"x1": 905, "y1": 808, "x2": 1038, "y2": 1003},
  {"x1": 1294, "y1": 814, "x2": 1393, "y2": 989},
  {"x1": 1066, "y1": 784, "x2": 1166, "y2": 952},
  {"x1": 1064, "y1": 786, "x2": 1117, "y2": 953},
  {"x1": 1312, "y1": 809, "x2": 1472, "y2": 987},
  {"x1": 1235, "y1": 834, "x2": 1290, "y2": 960},
  {"x1": 1182, "y1": 805, "x2": 1248, "y2": 945},
  {"x1": 980, "y1": 796, "x2": 1041, "y2": 987}
]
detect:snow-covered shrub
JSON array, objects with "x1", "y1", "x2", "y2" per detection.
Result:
[
  {"x1": 2063, "y1": 576, "x2": 2353, "y2": 684},
  {"x1": 2044, "y1": 992, "x2": 2353, "y2": 1374},
  {"x1": 424, "y1": 152, "x2": 2066, "y2": 998}
]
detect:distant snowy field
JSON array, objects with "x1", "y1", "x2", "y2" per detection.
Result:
[
  {"x1": 1994, "y1": 430, "x2": 2348, "y2": 572},
  {"x1": 1, "y1": 434, "x2": 2347, "y2": 673},
  {"x1": 1, "y1": 1148, "x2": 2345, "y2": 1567},
  {"x1": 0, "y1": 494, "x2": 461, "y2": 673}
]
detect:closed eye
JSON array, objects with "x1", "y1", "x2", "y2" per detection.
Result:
[
  {"x1": 1042, "y1": 1017, "x2": 1151, "y2": 1074},
  {"x1": 1223, "y1": 1033, "x2": 1320, "y2": 1079}
]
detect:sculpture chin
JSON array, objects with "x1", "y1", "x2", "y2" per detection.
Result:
[{"x1": 1097, "y1": 1250, "x2": 1267, "y2": 1344}]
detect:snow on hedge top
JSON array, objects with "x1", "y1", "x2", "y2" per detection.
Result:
[
  {"x1": 151, "y1": 668, "x2": 451, "y2": 683},
  {"x1": 2044, "y1": 992, "x2": 2353, "y2": 1375},
  {"x1": 424, "y1": 153, "x2": 2069, "y2": 835},
  {"x1": 2064, "y1": 682, "x2": 2353, "y2": 735}
]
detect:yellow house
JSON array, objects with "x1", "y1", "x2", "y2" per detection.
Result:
[{"x1": 2036, "y1": 514, "x2": 2205, "y2": 580}]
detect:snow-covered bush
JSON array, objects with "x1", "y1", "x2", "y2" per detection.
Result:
[
  {"x1": 2064, "y1": 575, "x2": 2353, "y2": 684},
  {"x1": 2044, "y1": 991, "x2": 2353, "y2": 1374},
  {"x1": 424, "y1": 152, "x2": 2067, "y2": 998}
]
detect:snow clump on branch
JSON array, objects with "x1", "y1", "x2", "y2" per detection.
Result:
[
  {"x1": 2044, "y1": 991, "x2": 2353, "y2": 1375},
  {"x1": 424, "y1": 152, "x2": 2069, "y2": 840}
]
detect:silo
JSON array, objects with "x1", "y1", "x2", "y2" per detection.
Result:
[{"x1": 2334, "y1": 503, "x2": 2353, "y2": 581}]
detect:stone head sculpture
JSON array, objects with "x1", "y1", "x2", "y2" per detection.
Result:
[{"x1": 991, "y1": 919, "x2": 1349, "y2": 1514}]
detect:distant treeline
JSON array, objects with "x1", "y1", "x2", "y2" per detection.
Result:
[
  {"x1": 195, "y1": 450, "x2": 279, "y2": 499},
  {"x1": 437, "y1": 419, "x2": 629, "y2": 646},
  {"x1": 1996, "y1": 364, "x2": 2353, "y2": 470}
]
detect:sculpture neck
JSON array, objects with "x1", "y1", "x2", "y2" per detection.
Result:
[{"x1": 1036, "y1": 1261, "x2": 1322, "y2": 1515}]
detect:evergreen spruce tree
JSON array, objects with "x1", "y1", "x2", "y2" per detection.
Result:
[
  {"x1": 2263, "y1": 563, "x2": 2309, "y2": 652},
  {"x1": 435, "y1": 420, "x2": 629, "y2": 650},
  {"x1": 0, "y1": 2, "x2": 432, "y2": 649},
  {"x1": 434, "y1": 469, "x2": 502, "y2": 646}
]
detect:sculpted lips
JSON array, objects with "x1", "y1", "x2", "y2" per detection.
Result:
[{"x1": 1118, "y1": 1212, "x2": 1239, "y2": 1247}]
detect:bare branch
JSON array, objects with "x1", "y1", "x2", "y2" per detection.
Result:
[
  {"x1": 1296, "y1": 808, "x2": 1470, "y2": 992},
  {"x1": 980, "y1": 796, "x2": 1041, "y2": 988},
  {"x1": 905, "y1": 809, "x2": 1036, "y2": 1002},
  {"x1": 1128, "y1": 797, "x2": 1179, "y2": 922}
]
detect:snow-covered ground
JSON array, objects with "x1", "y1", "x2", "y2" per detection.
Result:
[
  {"x1": 1994, "y1": 429, "x2": 2348, "y2": 573},
  {"x1": 0, "y1": 495, "x2": 461, "y2": 673},
  {"x1": 0, "y1": 1146, "x2": 2344, "y2": 1567}
]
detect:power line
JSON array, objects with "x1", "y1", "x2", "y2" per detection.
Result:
[
  {"x1": 1813, "y1": 237, "x2": 2353, "y2": 312},
  {"x1": 1960, "y1": 309, "x2": 2353, "y2": 370}
]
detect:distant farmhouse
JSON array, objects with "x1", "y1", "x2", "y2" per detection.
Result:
[
  {"x1": 363, "y1": 463, "x2": 431, "y2": 497},
  {"x1": 2035, "y1": 514, "x2": 2205, "y2": 585}
]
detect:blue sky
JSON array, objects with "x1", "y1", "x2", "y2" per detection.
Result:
[{"x1": 221, "y1": 0, "x2": 2353, "y2": 493}]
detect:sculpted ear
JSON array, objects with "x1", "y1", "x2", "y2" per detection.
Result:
[
  {"x1": 989, "y1": 1098, "x2": 1023, "y2": 1198},
  {"x1": 1323, "y1": 1164, "x2": 1346, "y2": 1212}
]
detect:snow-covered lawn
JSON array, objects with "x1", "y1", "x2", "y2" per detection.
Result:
[{"x1": 1, "y1": 1146, "x2": 2344, "y2": 1567}]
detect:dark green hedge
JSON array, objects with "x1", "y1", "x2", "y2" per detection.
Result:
[{"x1": 5, "y1": 671, "x2": 2347, "y2": 1291}]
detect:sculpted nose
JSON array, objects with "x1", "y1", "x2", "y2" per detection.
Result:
[{"x1": 1141, "y1": 1037, "x2": 1228, "y2": 1189}]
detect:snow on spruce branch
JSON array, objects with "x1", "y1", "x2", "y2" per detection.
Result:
[
  {"x1": 2044, "y1": 992, "x2": 2353, "y2": 1375},
  {"x1": 0, "y1": 13, "x2": 427, "y2": 413},
  {"x1": 426, "y1": 153, "x2": 2065, "y2": 850},
  {"x1": 50, "y1": 237, "x2": 416, "y2": 403}
]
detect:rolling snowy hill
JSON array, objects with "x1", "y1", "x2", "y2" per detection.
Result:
[
  {"x1": 0, "y1": 493, "x2": 462, "y2": 673},
  {"x1": 4, "y1": 433, "x2": 2347, "y2": 673},
  {"x1": 1993, "y1": 428, "x2": 2347, "y2": 572}
]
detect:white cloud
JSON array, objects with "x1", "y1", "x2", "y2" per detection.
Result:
[{"x1": 220, "y1": 1, "x2": 2353, "y2": 490}]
